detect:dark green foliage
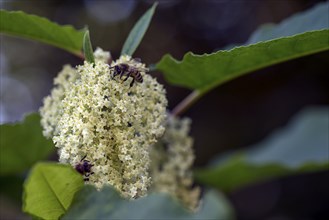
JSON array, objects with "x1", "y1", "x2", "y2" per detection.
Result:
[
  {"x1": 0, "y1": 113, "x2": 54, "y2": 175},
  {"x1": 195, "y1": 107, "x2": 329, "y2": 192},
  {"x1": 63, "y1": 186, "x2": 234, "y2": 220},
  {"x1": 157, "y1": 30, "x2": 329, "y2": 94},
  {"x1": 0, "y1": 10, "x2": 85, "y2": 55}
]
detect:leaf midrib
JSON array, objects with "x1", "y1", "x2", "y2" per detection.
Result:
[{"x1": 40, "y1": 168, "x2": 66, "y2": 212}]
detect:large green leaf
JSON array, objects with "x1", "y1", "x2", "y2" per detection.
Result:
[
  {"x1": 195, "y1": 107, "x2": 329, "y2": 192},
  {"x1": 121, "y1": 2, "x2": 157, "y2": 56},
  {"x1": 0, "y1": 10, "x2": 85, "y2": 55},
  {"x1": 63, "y1": 185, "x2": 234, "y2": 219},
  {"x1": 195, "y1": 157, "x2": 328, "y2": 193},
  {"x1": 0, "y1": 113, "x2": 55, "y2": 176},
  {"x1": 157, "y1": 29, "x2": 329, "y2": 93},
  {"x1": 247, "y1": 2, "x2": 329, "y2": 44},
  {"x1": 23, "y1": 162, "x2": 84, "y2": 220}
]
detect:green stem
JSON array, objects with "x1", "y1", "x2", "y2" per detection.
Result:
[{"x1": 172, "y1": 90, "x2": 203, "y2": 116}]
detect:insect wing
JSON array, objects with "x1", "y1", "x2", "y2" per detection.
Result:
[
  {"x1": 138, "y1": 66, "x2": 149, "y2": 73},
  {"x1": 132, "y1": 58, "x2": 142, "y2": 63}
]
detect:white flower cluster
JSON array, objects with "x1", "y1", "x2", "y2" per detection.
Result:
[
  {"x1": 40, "y1": 65, "x2": 79, "y2": 138},
  {"x1": 40, "y1": 49, "x2": 167, "y2": 199},
  {"x1": 150, "y1": 116, "x2": 201, "y2": 211}
]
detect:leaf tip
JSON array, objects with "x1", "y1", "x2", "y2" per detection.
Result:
[
  {"x1": 83, "y1": 30, "x2": 95, "y2": 63},
  {"x1": 152, "y1": 1, "x2": 159, "y2": 9}
]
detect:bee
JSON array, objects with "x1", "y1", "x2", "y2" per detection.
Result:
[
  {"x1": 110, "y1": 59, "x2": 148, "y2": 87},
  {"x1": 75, "y1": 155, "x2": 94, "y2": 181}
]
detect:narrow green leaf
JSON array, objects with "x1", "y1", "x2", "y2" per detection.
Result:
[
  {"x1": 23, "y1": 162, "x2": 84, "y2": 220},
  {"x1": 0, "y1": 113, "x2": 55, "y2": 176},
  {"x1": 156, "y1": 30, "x2": 329, "y2": 94},
  {"x1": 63, "y1": 185, "x2": 234, "y2": 219},
  {"x1": 83, "y1": 30, "x2": 95, "y2": 63},
  {"x1": 195, "y1": 107, "x2": 329, "y2": 192},
  {"x1": 121, "y1": 2, "x2": 158, "y2": 56},
  {"x1": 0, "y1": 10, "x2": 85, "y2": 55}
]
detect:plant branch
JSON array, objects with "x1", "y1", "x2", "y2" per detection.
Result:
[{"x1": 172, "y1": 90, "x2": 202, "y2": 116}]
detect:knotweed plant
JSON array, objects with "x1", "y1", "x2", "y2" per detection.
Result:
[{"x1": 2, "y1": 2, "x2": 327, "y2": 219}]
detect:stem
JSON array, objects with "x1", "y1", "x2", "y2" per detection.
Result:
[
  {"x1": 172, "y1": 90, "x2": 203, "y2": 116},
  {"x1": 74, "y1": 51, "x2": 85, "y2": 60}
]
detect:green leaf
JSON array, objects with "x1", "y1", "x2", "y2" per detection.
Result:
[
  {"x1": 121, "y1": 2, "x2": 158, "y2": 56},
  {"x1": 0, "y1": 175, "x2": 25, "y2": 204},
  {"x1": 247, "y1": 2, "x2": 329, "y2": 44},
  {"x1": 157, "y1": 29, "x2": 329, "y2": 94},
  {"x1": 23, "y1": 162, "x2": 84, "y2": 220},
  {"x1": 0, "y1": 10, "x2": 85, "y2": 55},
  {"x1": 0, "y1": 113, "x2": 55, "y2": 176},
  {"x1": 83, "y1": 30, "x2": 95, "y2": 63},
  {"x1": 195, "y1": 107, "x2": 329, "y2": 192},
  {"x1": 196, "y1": 157, "x2": 328, "y2": 193},
  {"x1": 63, "y1": 186, "x2": 234, "y2": 220}
]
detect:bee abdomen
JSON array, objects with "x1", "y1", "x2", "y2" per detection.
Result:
[{"x1": 136, "y1": 73, "x2": 143, "y2": 82}]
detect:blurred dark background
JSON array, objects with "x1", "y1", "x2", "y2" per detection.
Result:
[{"x1": 1, "y1": 0, "x2": 328, "y2": 219}]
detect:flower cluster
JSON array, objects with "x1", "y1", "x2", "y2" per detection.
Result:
[
  {"x1": 40, "y1": 49, "x2": 167, "y2": 199},
  {"x1": 40, "y1": 48, "x2": 110, "y2": 138},
  {"x1": 150, "y1": 116, "x2": 201, "y2": 211},
  {"x1": 40, "y1": 65, "x2": 79, "y2": 138}
]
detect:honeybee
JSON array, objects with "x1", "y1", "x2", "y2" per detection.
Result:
[
  {"x1": 110, "y1": 59, "x2": 148, "y2": 87},
  {"x1": 75, "y1": 155, "x2": 94, "y2": 181}
]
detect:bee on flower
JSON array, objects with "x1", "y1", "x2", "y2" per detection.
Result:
[{"x1": 40, "y1": 48, "x2": 168, "y2": 199}]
